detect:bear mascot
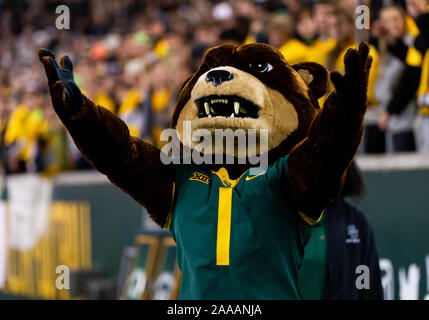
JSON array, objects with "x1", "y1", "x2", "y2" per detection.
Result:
[{"x1": 38, "y1": 42, "x2": 372, "y2": 299}]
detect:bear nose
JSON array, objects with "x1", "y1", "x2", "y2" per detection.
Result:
[{"x1": 206, "y1": 69, "x2": 234, "y2": 86}]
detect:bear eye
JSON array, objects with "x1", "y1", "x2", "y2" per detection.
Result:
[{"x1": 249, "y1": 62, "x2": 273, "y2": 73}]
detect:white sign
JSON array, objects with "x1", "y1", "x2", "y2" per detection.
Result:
[
  {"x1": 7, "y1": 174, "x2": 53, "y2": 250},
  {"x1": 0, "y1": 201, "x2": 6, "y2": 289}
]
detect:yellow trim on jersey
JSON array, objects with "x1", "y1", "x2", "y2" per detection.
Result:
[
  {"x1": 421, "y1": 106, "x2": 429, "y2": 116},
  {"x1": 212, "y1": 167, "x2": 248, "y2": 188},
  {"x1": 298, "y1": 210, "x2": 324, "y2": 226},
  {"x1": 164, "y1": 183, "x2": 176, "y2": 230},
  {"x1": 417, "y1": 50, "x2": 429, "y2": 108},
  {"x1": 217, "y1": 187, "x2": 233, "y2": 266},
  {"x1": 405, "y1": 15, "x2": 420, "y2": 38},
  {"x1": 406, "y1": 46, "x2": 423, "y2": 67}
]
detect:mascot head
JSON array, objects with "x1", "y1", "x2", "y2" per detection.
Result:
[{"x1": 170, "y1": 43, "x2": 329, "y2": 165}]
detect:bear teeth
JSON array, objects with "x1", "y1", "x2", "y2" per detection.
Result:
[
  {"x1": 210, "y1": 99, "x2": 228, "y2": 104},
  {"x1": 234, "y1": 101, "x2": 240, "y2": 114},
  {"x1": 197, "y1": 95, "x2": 258, "y2": 119}
]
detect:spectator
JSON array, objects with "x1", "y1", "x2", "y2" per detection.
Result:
[
  {"x1": 313, "y1": 0, "x2": 335, "y2": 41},
  {"x1": 373, "y1": 5, "x2": 418, "y2": 153},
  {"x1": 0, "y1": 0, "x2": 427, "y2": 174},
  {"x1": 378, "y1": 0, "x2": 429, "y2": 152},
  {"x1": 297, "y1": 161, "x2": 383, "y2": 300},
  {"x1": 233, "y1": 0, "x2": 269, "y2": 44},
  {"x1": 268, "y1": 8, "x2": 336, "y2": 65},
  {"x1": 268, "y1": 14, "x2": 310, "y2": 64},
  {"x1": 325, "y1": 6, "x2": 380, "y2": 153},
  {"x1": 309, "y1": 0, "x2": 337, "y2": 64},
  {"x1": 295, "y1": 8, "x2": 318, "y2": 45}
]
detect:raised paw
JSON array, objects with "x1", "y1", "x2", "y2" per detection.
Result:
[
  {"x1": 38, "y1": 48, "x2": 82, "y2": 114},
  {"x1": 329, "y1": 42, "x2": 373, "y2": 114}
]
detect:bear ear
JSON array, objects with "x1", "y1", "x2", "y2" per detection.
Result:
[{"x1": 292, "y1": 62, "x2": 329, "y2": 99}]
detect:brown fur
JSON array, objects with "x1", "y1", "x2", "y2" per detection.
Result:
[
  {"x1": 171, "y1": 44, "x2": 322, "y2": 157},
  {"x1": 176, "y1": 66, "x2": 299, "y2": 155},
  {"x1": 39, "y1": 42, "x2": 371, "y2": 225}
]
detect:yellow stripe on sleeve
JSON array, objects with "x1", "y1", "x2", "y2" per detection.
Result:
[{"x1": 164, "y1": 183, "x2": 175, "y2": 231}]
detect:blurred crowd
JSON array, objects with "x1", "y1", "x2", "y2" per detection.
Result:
[{"x1": 0, "y1": 0, "x2": 428, "y2": 174}]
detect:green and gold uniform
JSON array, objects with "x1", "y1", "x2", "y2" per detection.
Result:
[{"x1": 166, "y1": 155, "x2": 321, "y2": 299}]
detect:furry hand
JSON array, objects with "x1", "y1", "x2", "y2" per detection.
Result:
[
  {"x1": 329, "y1": 42, "x2": 373, "y2": 115},
  {"x1": 38, "y1": 48, "x2": 82, "y2": 118}
]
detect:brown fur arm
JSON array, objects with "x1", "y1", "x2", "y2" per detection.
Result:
[
  {"x1": 287, "y1": 43, "x2": 372, "y2": 221},
  {"x1": 67, "y1": 95, "x2": 174, "y2": 227},
  {"x1": 39, "y1": 49, "x2": 174, "y2": 227}
]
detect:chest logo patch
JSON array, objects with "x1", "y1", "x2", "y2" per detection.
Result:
[
  {"x1": 345, "y1": 224, "x2": 361, "y2": 244},
  {"x1": 189, "y1": 172, "x2": 210, "y2": 184}
]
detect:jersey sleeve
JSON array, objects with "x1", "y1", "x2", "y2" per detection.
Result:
[
  {"x1": 163, "y1": 165, "x2": 185, "y2": 230},
  {"x1": 163, "y1": 182, "x2": 176, "y2": 231},
  {"x1": 163, "y1": 164, "x2": 194, "y2": 231},
  {"x1": 265, "y1": 154, "x2": 290, "y2": 184}
]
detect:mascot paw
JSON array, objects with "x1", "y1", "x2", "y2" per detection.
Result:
[
  {"x1": 329, "y1": 42, "x2": 373, "y2": 114},
  {"x1": 38, "y1": 48, "x2": 82, "y2": 116}
]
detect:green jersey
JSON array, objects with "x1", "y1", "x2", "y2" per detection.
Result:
[
  {"x1": 297, "y1": 222, "x2": 328, "y2": 300},
  {"x1": 165, "y1": 155, "x2": 321, "y2": 299}
]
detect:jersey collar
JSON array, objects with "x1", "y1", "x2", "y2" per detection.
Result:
[{"x1": 211, "y1": 167, "x2": 248, "y2": 188}]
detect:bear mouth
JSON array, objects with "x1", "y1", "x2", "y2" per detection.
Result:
[{"x1": 196, "y1": 95, "x2": 259, "y2": 119}]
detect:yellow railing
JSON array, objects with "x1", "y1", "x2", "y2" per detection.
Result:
[{"x1": 2, "y1": 201, "x2": 91, "y2": 299}]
